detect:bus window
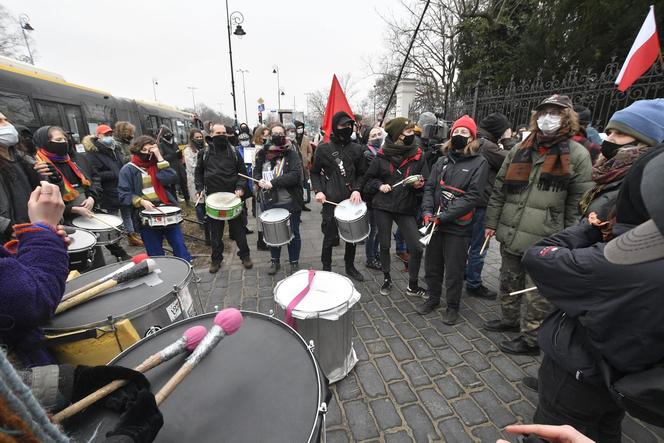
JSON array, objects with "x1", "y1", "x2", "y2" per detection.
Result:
[
  {"x1": 63, "y1": 105, "x2": 86, "y2": 141},
  {"x1": 143, "y1": 115, "x2": 158, "y2": 136},
  {"x1": 84, "y1": 102, "x2": 115, "y2": 125},
  {"x1": 35, "y1": 100, "x2": 64, "y2": 127},
  {"x1": 174, "y1": 119, "x2": 186, "y2": 144},
  {"x1": 159, "y1": 118, "x2": 172, "y2": 131},
  {"x1": 0, "y1": 91, "x2": 39, "y2": 128}
]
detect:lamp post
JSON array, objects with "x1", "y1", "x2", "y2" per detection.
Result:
[
  {"x1": 373, "y1": 84, "x2": 377, "y2": 123},
  {"x1": 272, "y1": 65, "x2": 281, "y2": 111},
  {"x1": 187, "y1": 86, "x2": 198, "y2": 113},
  {"x1": 225, "y1": 0, "x2": 246, "y2": 128},
  {"x1": 236, "y1": 68, "x2": 249, "y2": 124},
  {"x1": 18, "y1": 14, "x2": 35, "y2": 65},
  {"x1": 152, "y1": 78, "x2": 158, "y2": 101}
]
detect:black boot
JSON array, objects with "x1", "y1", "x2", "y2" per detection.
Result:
[
  {"x1": 257, "y1": 232, "x2": 269, "y2": 251},
  {"x1": 345, "y1": 265, "x2": 365, "y2": 282}
]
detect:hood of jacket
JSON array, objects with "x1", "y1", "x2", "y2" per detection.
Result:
[{"x1": 82, "y1": 135, "x2": 98, "y2": 152}]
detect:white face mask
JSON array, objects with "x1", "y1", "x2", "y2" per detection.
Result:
[
  {"x1": 240, "y1": 140, "x2": 250, "y2": 147},
  {"x1": 350, "y1": 131, "x2": 357, "y2": 141},
  {"x1": 296, "y1": 128, "x2": 304, "y2": 134},
  {"x1": 287, "y1": 132, "x2": 296, "y2": 141},
  {"x1": 0, "y1": 125, "x2": 19, "y2": 147},
  {"x1": 537, "y1": 115, "x2": 562, "y2": 135}
]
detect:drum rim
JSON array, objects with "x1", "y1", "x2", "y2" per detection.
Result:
[
  {"x1": 46, "y1": 256, "x2": 194, "y2": 333},
  {"x1": 141, "y1": 206, "x2": 182, "y2": 215},
  {"x1": 334, "y1": 200, "x2": 368, "y2": 222},
  {"x1": 67, "y1": 229, "x2": 97, "y2": 252},
  {"x1": 109, "y1": 310, "x2": 325, "y2": 442},
  {"x1": 338, "y1": 230, "x2": 370, "y2": 244},
  {"x1": 205, "y1": 192, "x2": 242, "y2": 210},
  {"x1": 274, "y1": 270, "x2": 356, "y2": 315}
]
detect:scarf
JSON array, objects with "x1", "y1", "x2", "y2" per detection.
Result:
[
  {"x1": 35, "y1": 148, "x2": 91, "y2": 202},
  {"x1": 380, "y1": 142, "x2": 419, "y2": 167},
  {"x1": 130, "y1": 155, "x2": 170, "y2": 204},
  {"x1": 504, "y1": 134, "x2": 570, "y2": 194}
]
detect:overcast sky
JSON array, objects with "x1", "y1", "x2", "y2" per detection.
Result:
[{"x1": 7, "y1": 0, "x2": 406, "y2": 125}]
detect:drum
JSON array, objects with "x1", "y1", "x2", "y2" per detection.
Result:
[
  {"x1": 64, "y1": 311, "x2": 329, "y2": 443},
  {"x1": 44, "y1": 257, "x2": 203, "y2": 366},
  {"x1": 141, "y1": 205, "x2": 183, "y2": 227},
  {"x1": 259, "y1": 208, "x2": 293, "y2": 247},
  {"x1": 72, "y1": 213, "x2": 123, "y2": 245},
  {"x1": 205, "y1": 192, "x2": 242, "y2": 220},
  {"x1": 67, "y1": 229, "x2": 97, "y2": 272},
  {"x1": 274, "y1": 270, "x2": 360, "y2": 383},
  {"x1": 333, "y1": 199, "x2": 369, "y2": 244}
]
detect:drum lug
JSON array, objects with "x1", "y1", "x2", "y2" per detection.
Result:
[
  {"x1": 318, "y1": 402, "x2": 327, "y2": 414},
  {"x1": 308, "y1": 340, "x2": 315, "y2": 351},
  {"x1": 268, "y1": 309, "x2": 274, "y2": 317}
]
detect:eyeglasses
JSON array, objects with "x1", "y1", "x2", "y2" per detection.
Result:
[{"x1": 540, "y1": 109, "x2": 561, "y2": 117}]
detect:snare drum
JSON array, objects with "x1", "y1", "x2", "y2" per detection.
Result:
[
  {"x1": 274, "y1": 270, "x2": 360, "y2": 383},
  {"x1": 259, "y1": 208, "x2": 293, "y2": 246},
  {"x1": 64, "y1": 311, "x2": 329, "y2": 443},
  {"x1": 44, "y1": 256, "x2": 203, "y2": 366},
  {"x1": 72, "y1": 213, "x2": 123, "y2": 245},
  {"x1": 141, "y1": 205, "x2": 183, "y2": 227},
  {"x1": 334, "y1": 199, "x2": 370, "y2": 244},
  {"x1": 205, "y1": 192, "x2": 243, "y2": 220},
  {"x1": 67, "y1": 229, "x2": 97, "y2": 272}
]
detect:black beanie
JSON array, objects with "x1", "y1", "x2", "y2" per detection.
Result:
[
  {"x1": 479, "y1": 113, "x2": 511, "y2": 141},
  {"x1": 574, "y1": 104, "x2": 591, "y2": 126}
]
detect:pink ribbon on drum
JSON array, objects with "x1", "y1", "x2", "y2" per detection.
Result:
[{"x1": 285, "y1": 269, "x2": 316, "y2": 330}]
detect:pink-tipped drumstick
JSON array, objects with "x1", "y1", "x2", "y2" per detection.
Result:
[
  {"x1": 155, "y1": 309, "x2": 243, "y2": 405},
  {"x1": 62, "y1": 253, "x2": 150, "y2": 301},
  {"x1": 53, "y1": 325, "x2": 207, "y2": 423}
]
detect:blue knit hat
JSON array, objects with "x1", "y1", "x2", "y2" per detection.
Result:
[{"x1": 605, "y1": 99, "x2": 664, "y2": 146}]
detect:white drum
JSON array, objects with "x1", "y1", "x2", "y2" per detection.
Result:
[
  {"x1": 67, "y1": 229, "x2": 97, "y2": 272},
  {"x1": 72, "y1": 213, "x2": 123, "y2": 245},
  {"x1": 259, "y1": 208, "x2": 293, "y2": 247},
  {"x1": 141, "y1": 206, "x2": 183, "y2": 227},
  {"x1": 334, "y1": 200, "x2": 369, "y2": 244},
  {"x1": 274, "y1": 270, "x2": 360, "y2": 383}
]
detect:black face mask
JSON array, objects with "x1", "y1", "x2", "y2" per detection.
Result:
[
  {"x1": 45, "y1": 141, "x2": 69, "y2": 156},
  {"x1": 271, "y1": 134, "x2": 286, "y2": 146},
  {"x1": 402, "y1": 134, "x2": 415, "y2": 146},
  {"x1": 601, "y1": 140, "x2": 628, "y2": 160},
  {"x1": 335, "y1": 127, "x2": 353, "y2": 144},
  {"x1": 451, "y1": 135, "x2": 469, "y2": 151},
  {"x1": 211, "y1": 135, "x2": 227, "y2": 148},
  {"x1": 193, "y1": 139, "x2": 204, "y2": 149},
  {"x1": 138, "y1": 152, "x2": 151, "y2": 162},
  {"x1": 162, "y1": 133, "x2": 173, "y2": 141}
]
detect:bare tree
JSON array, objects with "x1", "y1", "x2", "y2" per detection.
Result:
[{"x1": 0, "y1": 5, "x2": 36, "y2": 63}]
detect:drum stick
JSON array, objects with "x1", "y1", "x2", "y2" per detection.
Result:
[
  {"x1": 155, "y1": 309, "x2": 243, "y2": 405},
  {"x1": 391, "y1": 178, "x2": 407, "y2": 188},
  {"x1": 61, "y1": 253, "x2": 149, "y2": 301},
  {"x1": 56, "y1": 259, "x2": 157, "y2": 314},
  {"x1": 52, "y1": 325, "x2": 207, "y2": 423},
  {"x1": 479, "y1": 236, "x2": 491, "y2": 255},
  {"x1": 509, "y1": 286, "x2": 538, "y2": 296},
  {"x1": 90, "y1": 214, "x2": 123, "y2": 233},
  {"x1": 194, "y1": 193, "x2": 203, "y2": 206},
  {"x1": 324, "y1": 200, "x2": 340, "y2": 206},
  {"x1": 237, "y1": 172, "x2": 260, "y2": 183}
]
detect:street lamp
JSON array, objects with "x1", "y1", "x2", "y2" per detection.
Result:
[
  {"x1": 236, "y1": 68, "x2": 249, "y2": 124},
  {"x1": 272, "y1": 65, "x2": 281, "y2": 111},
  {"x1": 18, "y1": 14, "x2": 35, "y2": 66},
  {"x1": 225, "y1": 0, "x2": 246, "y2": 128},
  {"x1": 187, "y1": 86, "x2": 198, "y2": 113},
  {"x1": 152, "y1": 78, "x2": 159, "y2": 101}
]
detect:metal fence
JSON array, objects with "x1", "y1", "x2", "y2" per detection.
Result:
[{"x1": 447, "y1": 57, "x2": 664, "y2": 130}]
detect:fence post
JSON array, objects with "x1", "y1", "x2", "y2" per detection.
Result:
[{"x1": 471, "y1": 78, "x2": 481, "y2": 118}]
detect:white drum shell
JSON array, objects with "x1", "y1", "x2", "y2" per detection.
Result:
[
  {"x1": 72, "y1": 214, "x2": 123, "y2": 245},
  {"x1": 141, "y1": 206, "x2": 183, "y2": 227},
  {"x1": 259, "y1": 208, "x2": 293, "y2": 247},
  {"x1": 334, "y1": 200, "x2": 369, "y2": 244}
]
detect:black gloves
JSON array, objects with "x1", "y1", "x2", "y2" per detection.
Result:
[{"x1": 105, "y1": 390, "x2": 164, "y2": 443}]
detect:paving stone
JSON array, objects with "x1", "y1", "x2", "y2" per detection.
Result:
[
  {"x1": 471, "y1": 424, "x2": 504, "y2": 442},
  {"x1": 356, "y1": 362, "x2": 387, "y2": 397},
  {"x1": 394, "y1": 300, "x2": 416, "y2": 314},
  {"x1": 427, "y1": 318, "x2": 456, "y2": 335},
  {"x1": 365, "y1": 339, "x2": 389, "y2": 355},
  {"x1": 451, "y1": 397, "x2": 489, "y2": 426},
  {"x1": 419, "y1": 327, "x2": 447, "y2": 348},
  {"x1": 375, "y1": 355, "x2": 403, "y2": 382},
  {"x1": 389, "y1": 381, "x2": 417, "y2": 405},
  {"x1": 384, "y1": 306, "x2": 407, "y2": 324},
  {"x1": 516, "y1": 382, "x2": 539, "y2": 405},
  {"x1": 446, "y1": 334, "x2": 473, "y2": 353},
  {"x1": 357, "y1": 326, "x2": 380, "y2": 341},
  {"x1": 435, "y1": 347, "x2": 463, "y2": 367},
  {"x1": 387, "y1": 337, "x2": 414, "y2": 362},
  {"x1": 510, "y1": 399, "x2": 536, "y2": 422},
  {"x1": 456, "y1": 322, "x2": 483, "y2": 340},
  {"x1": 421, "y1": 359, "x2": 446, "y2": 378},
  {"x1": 344, "y1": 399, "x2": 379, "y2": 440},
  {"x1": 435, "y1": 375, "x2": 464, "y2": 400},
  {"x1": 384, "y1": 430, "x2": 413, "y2": 443},
  {"x1": 405, "y1": 312, "x2": 428, "y2": 329},
  {"x1": 326, "y1": 396, "x2": 342, "y2": 427},
  {"x1": 326, "y1": 429, "x2": 350, "y2": 443},
  {"x1": 479, "y1": 369, "x2": 521, "y2": 403},
  {"x1": 354, "y1": 309, "x2": 371, "y2": 327},
  {"x1": 336, "y1": 372, "x2": 362, "y2": 401},
  {"x1": 369, "y1": 398, "x2": 402, "y2": 430},
  {"x1": 471, "y1": 389, "x2": 517, "y2": 428},
  {"x1": 491, "y1": 355, "x2": 526, "y2": 382},
  {"x1": 437, "y1": 417, "x2": 474, "y2": 443},
  {"x1": 364, "y1": 301, "x2": 385, "y2": 319},
  {"x1": 373, "y1": 318, "x2": 398, "y2": 337},
  {"x1": 408, "y1": 337, "x2": 434, "y2": 359},
  {"x1": 354, "y1": 339, "x2": 369, "y2": 362},
  {"x1": 461, "y1": 350, "x2": 491, "y2": 372},
  {"x1": 401, "y1": 404, "x2": 439, "y2": 443},
  {"x1": 450, "y1": 365, "x2": 482, "y2": 388},
  {"x1": 394, "y1": 322, "x2": 419, "y2": 340},
  {"x1": 402, "y1": 361, "x2": 430, "y2": 387},
  {"x1": 472, "y1": 337, "x2": 498, "y2": 355},
  {"x1": 417, "y1": 388, "x2": 454, "y2": 419}
]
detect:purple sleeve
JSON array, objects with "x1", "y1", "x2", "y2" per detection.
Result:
[{"x1": 0, "y1": 228, "x2": 69, "y2": 328}]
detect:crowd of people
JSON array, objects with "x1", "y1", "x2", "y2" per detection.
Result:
[{"x1": 0, "y1": 93, "x2": 663, "y2": 441}]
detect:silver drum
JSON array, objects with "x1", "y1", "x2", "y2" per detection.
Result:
[
  {"x1": 334, "y1": 199, "x2": 369, "y2": 244},
  {"x1": 274, "y1": 270, "x2": 360, "y2": 383},
  {"x1": 72, "y1": 213, "x2": 123, "y2": 245},
  {"x1": 67, "y1": 229, "x2": 97, "y2": 272},
  {"x1": 259, "y1": 208, "x2": 293, "y2": 247}
]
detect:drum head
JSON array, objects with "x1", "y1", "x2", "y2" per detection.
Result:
[
  {"x1": 334, "y1": 200, "x2": 367, "y2": 222},
  {"x1": 64, "y1": 312, "x2": 324, "y2": 443},
  {"x1": 206, "y1": 192, "x2": 240, "y2": 209},
  {"x1": 275, "y1": 270, "x2": 355, "y2": 317},
  {"x1": 72, "y1": 213, "x2": 122, "y2": 230},
  {"x1": 46, "y1": 257, "x2": 191, "y2": 331},
  {"x1": 67, "y1": 229, "x2": 97, "y2": 252},
  {"x1": 259, "y1": 208, "x2": 290, "y2": 223},
  {"x1": 142, "y1": 206, "x2": 180, "y2": 215}
]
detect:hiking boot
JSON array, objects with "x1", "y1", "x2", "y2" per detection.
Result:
[
  {"x1": 466, "y1": 285, "x2": 497, "y2": 300},
  {"x1": 127, "y1": 232, "x2": 144, "y2": 247},
  {"x1": 442, "y1": 308, "x2": 460, "y2": 325},
  {"x1": 380, "y1": 278, "x2": 392, "y2": 296},
  {"x1": 417, "y1": 299, "x2": 440, "y2": 315},
  {"x1": 268, "y1": 261, "x2": 280, "y2": 275},
  {"x1": 290, "y1": 262, "x2": 300, "y2": 275},
  {"x1": 406, "y1": 285, "x2": 427, "y2": 298},
  {"x1": 345, "y1": 266, "x2": 365, "y2": 282},
  {"x1": 499, "y1": 336, "x2": 540, "y2": 356},
  {"x1": 209, "y1": 261, "x2": 222, "y2": 274},
  {"x1": 484, "y1": 319, "x2": 520, "y2": 333},
  {"x1": 257, "y1": 233, "x2": 269, "y2": 251},
  {"x1": 522, "y1": 376, "x2": 539, "y2": 392},
  {"x1": 241, "y1": 257, "x2": 253, "y2": 269}
]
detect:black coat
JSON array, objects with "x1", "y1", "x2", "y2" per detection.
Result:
[
  {"x1": 253, "y1": 147, "x2": 304, "y2": 211},
  {"x1": 194, "y1": 142, "x2": 248, "y2": 196},
  {"x1": 363, "y1": 147, "x2": 429, "y2": 215},
  {"x1": 476, "y1": 129, "x2": 508, "y2": 207},
  {"x1": 524, "y1": 223, "x2": 664, "y2": 383},
  {"x1": 0, "y1": 149, "x2": 40, "y2": 242},
  {"x1": 422, "y1": 151, "x2": 488, "y2": 236},
  {"x1": 86, "y1": 138, "x2": 124, "y2": 210},
  {"x1": 310, "y1": 138, "x2": 367, "y2": 203}
]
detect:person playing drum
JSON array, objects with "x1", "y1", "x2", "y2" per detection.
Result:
[
  {"x1": 253, "y1": 123, "x2": 304, "y2": 275},
  {"x1": 118, "y1": 135, "x2": 192, "y2": 262}
]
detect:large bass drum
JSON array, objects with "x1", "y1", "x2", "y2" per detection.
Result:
[{"x1": 64, "y1": 311, "x2": 329, "y2": 443}]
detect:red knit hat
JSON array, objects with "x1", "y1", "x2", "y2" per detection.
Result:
[{"x1": 450, "y1": 115, "x2": 477, "y2": 138}]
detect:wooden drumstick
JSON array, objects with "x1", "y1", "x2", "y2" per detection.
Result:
[
  {"x1": 509, "y1": 286, "x2": 538, "y2": 296},
  {"x1": 52, "y1": 326, "x2": 207, "y2": 423},
  {"x1": 324, "y1": 200, "x2": 340, "y2": 206},
  {"x1": 479, "y1": 236, "x2": 491, "y2": 255},
  {"x1": 155, "y1": 309, "x2": 243, "y2": 405},
  {"x1": 90, "y1": 214, "x2": 123, "y2": 233},
  {"x1": 62, "y1": 253, "x2": 149, "y2": 302},
  {"x1": 237, "y1": 172, "x2": 260, "y2": 183},
  {"x1": 56, "y1": 259, "x2": 157, "y2": 314}
]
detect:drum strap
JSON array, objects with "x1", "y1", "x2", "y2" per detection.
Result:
[{"x1": 285, "y1": 270, "x2": 316, "y2": 330}]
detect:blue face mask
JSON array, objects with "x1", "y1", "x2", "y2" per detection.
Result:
[{"x1": 101, "y1": 136, "x2": 114, "y2": 146}]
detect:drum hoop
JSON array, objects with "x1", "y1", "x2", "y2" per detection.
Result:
[
  {"x1": 108, "y1": 311, "x2": 325, "y2": 443},
  {"x1": 72, "y1": 215, "x2": 123, "y2": 231},
  {"x1": 68, "y1": 230, "x2": 97, "y2": 252}
]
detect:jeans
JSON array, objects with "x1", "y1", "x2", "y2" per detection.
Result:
[
  {"x1": 465, "y1": 207, "x2": 487, "y2": 289},
  {"x1": 424, "y1": 231, "x2": 470, "y2": 310},
  {"x1": 140, "y1": 225, "x2": 192, "y2": 262},
  {"x1": 120, "y1": 206, "x2": 135, "y2": 233},
  {"x1": 321, "y1": 204, "x2": 356, "y2": 270},
  {"x1": 209, "y1": 216, "x2": 250, "y2": 263},
  {"x1": 270, "y1": 209, "x2": 301, "y2": 263},
  {"x1": 365, "y1": 208, "x2": 380, "y2": 263},
  {"x1": 374, "y1": 209, "x2": 423, "y2": 285},
  {"x1": 394, "y1": 228, "x2": 407, "y2": 254},
  {"x1": 534, "y1": 356, "x2": 624, "y2": 442}
]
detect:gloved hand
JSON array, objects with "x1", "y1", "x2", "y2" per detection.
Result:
[
  {"x1": 423, "y1": 214, "x2": 438, "y2": 226},
  {"x1": 72, "y1": 365, "x2": 151, "y2": 411},
  {"x1": 105, "y1": 390, "x2": 164, "y2": 443}
]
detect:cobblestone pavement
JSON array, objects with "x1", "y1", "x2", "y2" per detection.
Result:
[{"x1": 118, "y1": 202, "x2": 664, "y2": 442}]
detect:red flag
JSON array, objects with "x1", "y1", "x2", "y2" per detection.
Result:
[
  {"x1": 616, "y1": 5, "x2": 662, "y2": 92},
  {"x1": 321, "y1": 75, "x2": 354, "y2": 142}
]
